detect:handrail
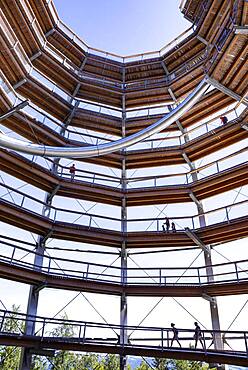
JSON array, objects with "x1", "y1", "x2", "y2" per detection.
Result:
[
  {"x1": 2, "y1": 117, "x2": 247, "y2": 188},
  {"x1": 0, "y1": 309, "x2": 248, "y2": 360},
  {"x1": 0, "y1": 308, "x2": 246, "y2": 333},
  {"x1": 0, "y1": 238, "x2": 248, "y2": 287},
  {"x1": 127, "y1": 145, "x2": 248, "y2": 185},
  {"x1": 1, "y1": 181, "x2": 248, "y2": 231},
  {"x1": 28, "y1": 143, "x2": 248, "y2": 188}
]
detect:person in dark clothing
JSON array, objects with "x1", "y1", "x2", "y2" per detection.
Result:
[
  {"x1": 170, "y1": 323, "x2": 181, "y2": 347},
  {"x1": 194, "y1": 322, "x2": 205, "y2": 349},
  {"x1": 69, "y1": 164, "x2": 76, "y2": 181},
  {"x1": 220, "y1": 116, "x2": 228, "y2": 125},
  {"x1": 162, "y1": 217, "x2": 170, "y2": 232},
  {"x1": 171, "y1": 222, "x2": 176, "y2": 233}
]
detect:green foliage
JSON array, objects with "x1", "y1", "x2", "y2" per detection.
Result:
[
  {"x1": 136, "y1": 359, "x2": 154, "y2": 369},
  {"x1": 152, "y1": 357, "x2": 210, "y2": 370},
  {"x1": 0, "y1": 305, "x2": 23, "y2": 370}
]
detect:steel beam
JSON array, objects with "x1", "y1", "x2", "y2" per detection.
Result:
[
  {"x1": 241, "y1": 124, "x2": 248, "y2": 131},
  {"x1": 13, "y1": 79, "x2": 27, "y2": 90},
  {"x1": 0, "y1": 101, "x2": 29, "y2": 122},
  {"x1": 180, "y1": 122, "x2": 223, "y2": 366},
  {"x1": 202, "y1": 293, "x2": 217, "y2": 305},
  {"x1": 19, "y1": 240, "x2": 45, "y2": 370},
  {"x1": 185, "y1": 227, "x2": 210, "y2": 254},
  {"x1": 182, "y1": 152, "x2": 194, "y2": 171},
  {"x1": 30, "y1": 51, "x2": 42, "y2": 61},
  {"x1": 206, "y1": 77, "x2": 248, "y2": 106},
  {"x1": 120, "y1": 75, "x2": 128, "y2": 370}
]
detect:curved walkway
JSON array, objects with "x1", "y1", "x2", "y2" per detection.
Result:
[
  {"x1": 0, "y1": 238, "x2": 248, "y2": 297},
  {"x1": 0, "y1": 309, "x2": 247, "y2": 366}
]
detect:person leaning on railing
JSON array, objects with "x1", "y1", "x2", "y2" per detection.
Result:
[{"x1": 220, "y1": 116, "x2": 228, "y2": 125}]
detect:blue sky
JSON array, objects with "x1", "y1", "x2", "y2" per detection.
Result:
[{"x1": 53, "y1": 0, "x2": 191, "y2": 54}]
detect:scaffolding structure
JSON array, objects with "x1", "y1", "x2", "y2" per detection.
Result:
[{"x1": 0, "y1": 0, "x2": 248, "y2": 369}]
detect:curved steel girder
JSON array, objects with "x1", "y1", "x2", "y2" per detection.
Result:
[{"x1": 0, "y1": 79, "x2": 210, "y2": 158}]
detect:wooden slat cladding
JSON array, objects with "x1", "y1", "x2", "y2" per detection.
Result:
[
  {"x1": 72, "y1": 109, "x2": 122, "y2": 136},
  {"x1": 28, "y1": 0, "x2": 54, "y2": 32},
  {"x1": 0, "y1": 0, "x2": 40, "y2": 57},
  {"x1": 46, "y1": 30, "x2": 84, "y2": 67}
]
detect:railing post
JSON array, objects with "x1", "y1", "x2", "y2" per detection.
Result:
[
  {"x1": 89, "y1": 216, "x2": 92, "y2": 229},
  {"x1": 225, "y1": 207, "x2": 230, "y2": 223},
  {"x1": 0, "y1": 311, "x2": 6, "y2": 332},
  {"x1": 82, "y1": 323, "x2": 86, "y2": 344},
  {"x1": 186, "y1": 173, "x2": 189, "y2": 184},
  {"x1": 235, "y1": 262, "x2": 239, "y2": 282},
  {"x1": 10, "y1": 247, "x2": 16, "y2": 264},
  {"x1": 159, "y1": 269, "x2": 162, "y2": 286},
  {"x1": 202, "y1": 331, "x2": 207, "y2": 354},
  {"x1": 78, "y1": 325, "x2": 82, "y2": 341},
  {"x1": 216, "y1": 161, "x2": 220, "y2": 173},
  {"x1": 48, "y1": 257, "x2": 51, "y2": 274},
  {"x1": 20, "y1": 196, "x2": 25, "y2": 208},
  {"x1": 161, "y1": 329, "x2": 164, "y2": 351},
  {"x1": 244, "y1": 332, "x2": 248, "y2": 357},
  {"x1": 85, "y1": 264, "x2": 89, "y2": 280},
  {"x1": 41, "y1": 318, "x2": 46, "y2": 339},
  {"x1": 197, "y1": 268, "x2": 201, "y2": 285}
]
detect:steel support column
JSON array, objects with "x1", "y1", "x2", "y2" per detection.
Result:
[
  {"x1": 177, "y1": 106, "x2": 223, "y2": 367},
  {"x1": 17, "y1": 71, "x2": 83, "y2": 367},
  {"x1": 19, "y1": 237, "x2": 45, "y2": 370},
  {"x1": 120, "y1": 67, "x2": 128, "y2": 370},
  {"x1": 164, "y1": 80, "x2": 223, "y2": 359}
]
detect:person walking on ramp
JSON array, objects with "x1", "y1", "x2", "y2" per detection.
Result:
[{"x1": 170, "y1": 323, "x2": 181, "y2": 347}]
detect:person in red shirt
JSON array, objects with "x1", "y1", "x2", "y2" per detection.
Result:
[
  {"x1": 69, "y1": 164, "x2": 76, "y2": 181},
  {"x1": 220, "y1": 116, "x2": 228, "y2": 125}
]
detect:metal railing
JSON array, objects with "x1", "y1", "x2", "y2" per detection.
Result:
[
  {"x1": 1, "y1": 69, "x2": 246, "y2": 156},
  {"x1": 0, "y1": 237, "x2": 248, "y2": 287},
  {"x1": 2, "y1": 133, "x2": 247, "y2": 190},
  {"x1": 0, "y1": 182, "x2": 248, "y2": 231},
  {"x1": 0, "y1": 309, "x2": 248, "y2": 357},
  {"x1": 40, "y1": 143, "x2": 248, "y2": 188},
  {"x1": 127, "y1": 145, "x2": 248, "y2": 188}
]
